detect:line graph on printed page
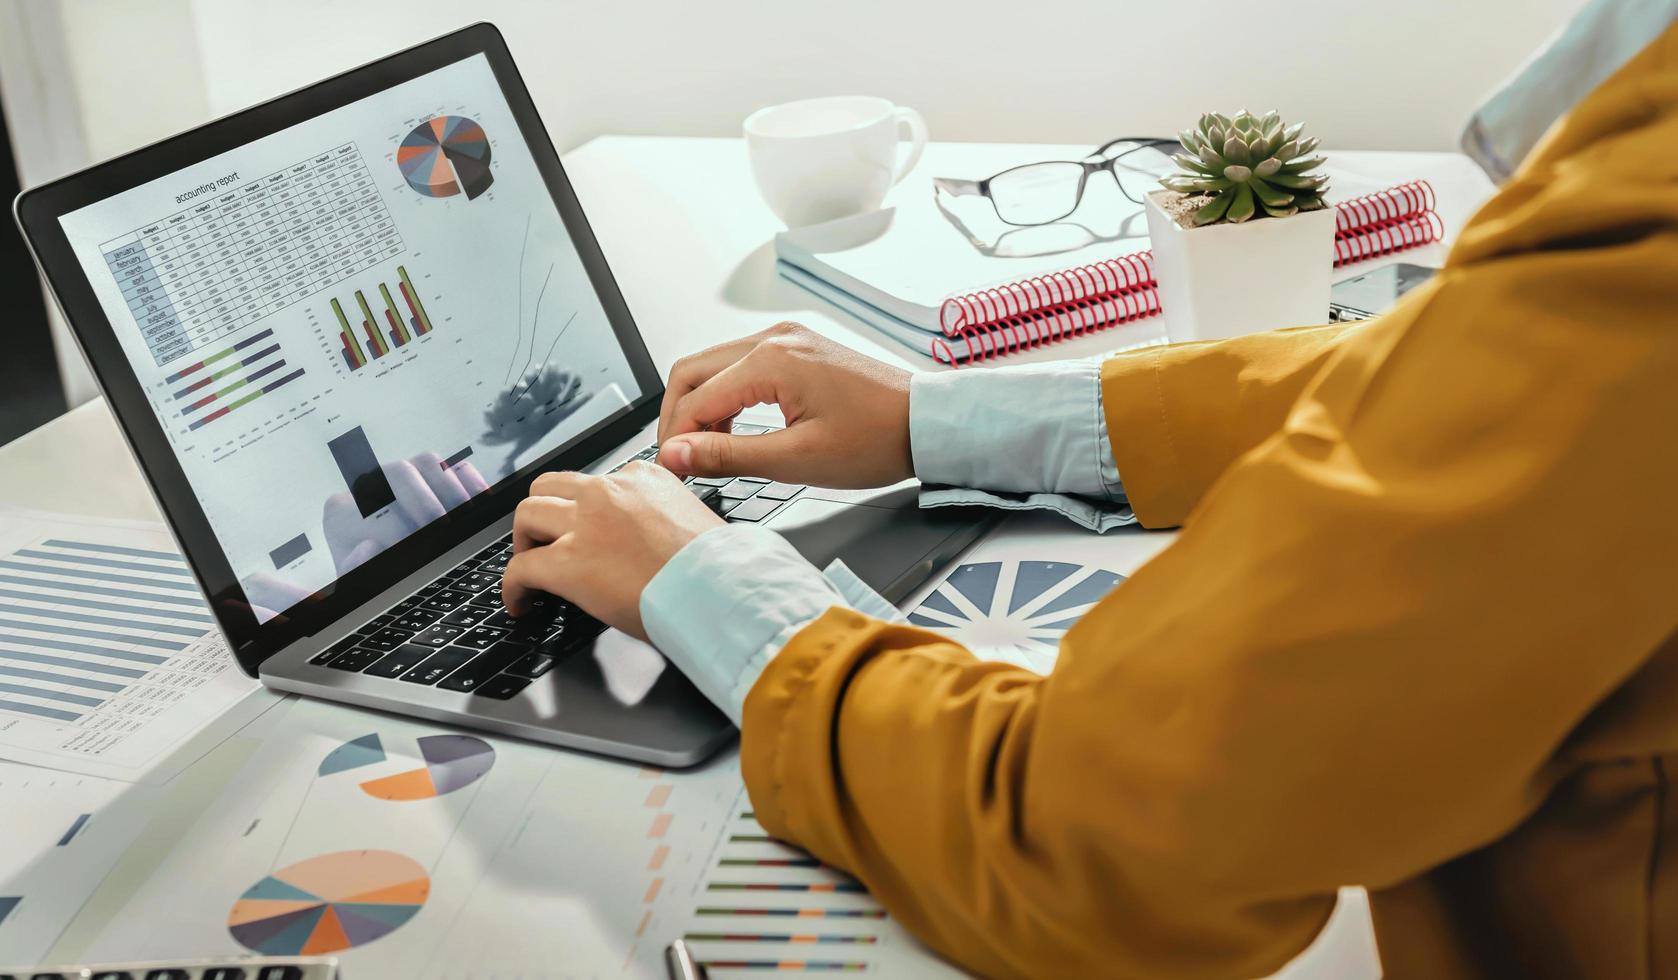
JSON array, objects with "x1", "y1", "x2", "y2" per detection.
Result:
[{"x1": 0, "y1": 506, "x2": 257, "y2": 779}]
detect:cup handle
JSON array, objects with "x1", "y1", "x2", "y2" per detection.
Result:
[{"x1": 890, "y1": 107, "x2": 928, "y2": 186}]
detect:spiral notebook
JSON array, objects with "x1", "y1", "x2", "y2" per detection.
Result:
[{"x1": 777, "y1": 180, "x2": 1443, "y2": 365}]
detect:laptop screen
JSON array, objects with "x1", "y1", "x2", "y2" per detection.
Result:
[{"x1": 55, "y1": 54, "x2": 649, "y2": 623}]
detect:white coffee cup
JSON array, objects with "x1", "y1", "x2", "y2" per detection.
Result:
[{"x1": 744, "y1": 96, "x2": 928, "y2": 228}]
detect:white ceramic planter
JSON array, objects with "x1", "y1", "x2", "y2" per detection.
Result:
[{"x1": 1144, "y1": 191, "x2": 1337, "y2": 343}]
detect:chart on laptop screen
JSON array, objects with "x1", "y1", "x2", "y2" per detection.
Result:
[{"x1": 57, "y1": 55, "x2": 645, "y2": 622}]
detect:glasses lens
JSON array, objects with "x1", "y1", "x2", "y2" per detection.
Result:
[{"x1": 987, "y1": 162, "x2": 1086, "y2": 225}]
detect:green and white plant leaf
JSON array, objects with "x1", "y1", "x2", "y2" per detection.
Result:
[{"x1": 1162, "y1": 110, "x2": 1329, "y2": 225}]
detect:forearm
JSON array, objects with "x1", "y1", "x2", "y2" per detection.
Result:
[
  {"x1": 908, "y1": 325, "x2": 1367, "y2": 533},
  {"x1": 1100, "y1": 321, "x2": 1356, "y2": 527},
  {"x1": 910, "y1": 359, "x2": 1122, "y2": 499},
  {"x1": 640, "y1": 523, "x2": 897, "y2": 724}
]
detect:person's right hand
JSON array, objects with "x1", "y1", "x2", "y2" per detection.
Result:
[{"x1": 656, "y1": 323, "x2": 914, "y2": 488}]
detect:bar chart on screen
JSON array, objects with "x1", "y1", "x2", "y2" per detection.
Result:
[
  {"x1": 162, "y1": 326, "x2": 307, "y2": 433},
  {"x1": 0, "y1": 506, "x2": 258, "y2": 780},
  {"x1": 326, "y1": 265, "x2": 439, "y2": 373}
]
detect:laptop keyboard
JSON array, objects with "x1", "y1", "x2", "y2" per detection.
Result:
[{"x1": 304, "y1": 423, "x2": 808, "y2": 697}]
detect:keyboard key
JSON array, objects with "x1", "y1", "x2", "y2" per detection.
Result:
[
  {"x1": 496, "y1": 627, "x2": 539, "y2": 648},
  {"x1": 454, "y1": 625, "x2": 508, "y2": 651},
  {"x1": 328, "y1": 634, "x2": 362, "y2": 654},
  {"x1": 507, "y1": 651, "x2": 557, "y2": 678},
  {"x1": 479, "y1": 555, "x2": 509, "y2": 574},
  {"x1": 688, "y1": 484, "x2": 718, "y2": 503},
  {"x1": 413, "y1": 623, "x2": 466, "y2": 647},
  {"x1": 440, "y1": 606, "x2": 492, "y2": 628},
  {"x1": 468, "y1": 583, "x2": 505, "y2": 608},
  {"x1": 439, "y1": 647, "x2": 521, "y2": 692},
  {"x1": 308, "y1": 647, "x2": 341, "y2": 666},
  {"x1": 456, "y1": 570, "x2": 501, "y2": 592},
  {"x1": 144, "y1": 971, "x2": 191, "y2": 980},
  {"x1": 366, "y1": 614, "x2": 394, "y2": 631},
  {"x1": 536, "y1": 617, "x2": 605, "y2": 656},
  {"x1": 399, "y1": 648, "x2": 476, "y2": 685},
  {"x1": 257, "y1": 968, "x2": 304, "y2": 980},
  {"x1": 327, "y1": 647, "x2": 385, "y2": 672},
  {"x1": 689, "y1": 476, "x2": 732, "y2": 487},
  {"x1": 757, "y1": 481, "x2": 805, "y2": 501},
  {"x1": 90, "y1": 972, "x2": 135, "y2": 980},
  {"x1": 360, "y1": 628, "x2": 411, "y2": 652},
  {"x1": 713, "y1": 496, "x2": 743, "y2": 515},
  {"x1": 203, "y1": 970, "x2": 246, "y2": 980},
  {"x1": 482, "y1": 609, "x2": 518, "y2": 629},
  {"x1": 718, "y1": 479, "x2": 761, "y2": 499},
  {"x1": 725, "y1": 496, "x2": 783, "y2": 522},
  {"x1": 479, "y1": 674, "x2": 533, "y2": 700},
  {"x1": 419, "y1": 589, "x2": 474, "y2": 612},
  {"x1": 363, "y1": 643, "x2": 432, "y2": 678},
  {"x1": 393, "y1": 609, "x2": 444, "y2": 632}
]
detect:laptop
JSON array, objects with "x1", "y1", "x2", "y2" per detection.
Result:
[{"x1": 13, "y1": 23, "x2": 993, "y2": 767}]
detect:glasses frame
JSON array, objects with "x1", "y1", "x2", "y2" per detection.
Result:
[{"x1": 933, "y1": 136, "x2": 1180, "y2": 227}]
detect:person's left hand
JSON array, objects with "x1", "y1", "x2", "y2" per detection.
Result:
[{"x1": 501, "y1": 462, "x2": 724, "y2": 639}]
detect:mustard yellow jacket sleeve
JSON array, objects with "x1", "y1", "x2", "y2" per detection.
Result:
[{"x1": 741, "y1": 24, "x2": 1678, "y2": 980}]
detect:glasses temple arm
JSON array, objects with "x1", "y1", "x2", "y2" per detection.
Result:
[{"x1": 932, "y1": 176, "x2": 985, "y2": 197}]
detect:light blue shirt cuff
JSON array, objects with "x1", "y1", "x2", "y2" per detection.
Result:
[
  {"x1": 909, "y1": 359, "x2": 1136, "y2": 532},
  {"x1": 640, "y1": 523, "x2": 899, "y2": 725}
]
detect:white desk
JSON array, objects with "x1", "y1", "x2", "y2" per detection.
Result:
[
  {"x1": 2, "y1": 138, "x2": 1492, "y2": 509},
  {"x1": 0, "y1": 137, "x2": 1493, "y2": 977}
]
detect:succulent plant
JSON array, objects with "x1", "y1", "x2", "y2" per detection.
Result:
[{"x1": 1162, "y1": 110, "x2": 1329, "y2": 225}]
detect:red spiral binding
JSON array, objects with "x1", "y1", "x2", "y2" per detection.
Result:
[
  {"x1": 1331, "y1": 211, "x2": 1444, "y2": 267},
  {"x1": 931, "y1": 283, "x2": 1164, "y2": 366},
  {"x1": 927, "y1": 179, "x2": 1443, "y2": 366},
  {"x1": 939, "y1": 251, "x2": 1156, "y2": 335},
  {"x1": 1333, "y1": 180, "x2": 1436, "y2": 235}
]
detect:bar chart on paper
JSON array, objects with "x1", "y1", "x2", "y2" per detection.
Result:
[
  {"x1": 0, "y1": 506, "x2": 257, "y2": 779},
  {"x1": 675, "y1": 783, "x2": 967, "y2": 978}
]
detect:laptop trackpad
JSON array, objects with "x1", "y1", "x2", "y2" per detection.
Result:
[{"x1": 764, "y1": 495, "x2": 974, "y2": 601}]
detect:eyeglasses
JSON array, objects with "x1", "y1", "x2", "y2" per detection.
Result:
[{"x1": 933, "y1": 137, "x2": 1180, "y2": 227}]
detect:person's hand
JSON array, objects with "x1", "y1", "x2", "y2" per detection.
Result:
[
  {"x1": 321, "y1": 452, "x2": 490, "y2": 574},
  {"x1": 242, "y1": 451, "x2": 490, "y2": 621},
  {"x1": 501, "y1": 462, "x2": 724, "y2": 639},
  {"x1": 656, "y1": 322, "x2": 913, "y2": 488}
]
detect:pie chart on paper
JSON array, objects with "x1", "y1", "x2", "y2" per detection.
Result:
[
  {"x1": 397, "y1": 115, "x2": 494, "y2": 199},
  {"x1": 317, "y1": 733, "x2": 496, "y2": 801},
  {"x1": 227, "y1": 849, "x2": 429, "y2": 955},
  {"x1": 907, "y1": 560, "x2": 1125, "y2": 673}
]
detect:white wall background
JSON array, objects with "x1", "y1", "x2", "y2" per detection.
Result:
[
  {"x1": 4, "y1": 0, "x2": 1589, "y2": 406},
  {"x1": 32, "y1": 0, "x2": 1590, "y2": 163}
]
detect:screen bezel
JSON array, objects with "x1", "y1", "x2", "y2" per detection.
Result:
[{"x1": 14, "y1": 23, "x2": 664, "y2": 675}]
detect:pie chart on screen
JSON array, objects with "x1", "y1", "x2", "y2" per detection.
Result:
[
  {"x1": 228, "y1": 849, "x2": 429, "y2": 955},
  {"x1": 397, "y1": 115, "x2": 494, "y2": 199}
]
